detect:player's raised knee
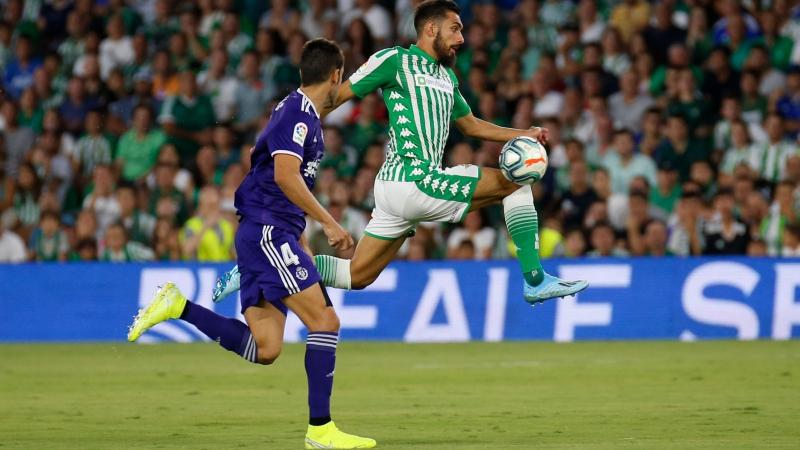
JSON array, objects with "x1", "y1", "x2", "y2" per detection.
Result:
[{"x1": 256, "y1": 344, "x2": 282, "y2": 365}]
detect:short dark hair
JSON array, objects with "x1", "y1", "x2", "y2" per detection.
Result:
[
  {"x1": 414, "y1": 0, "x2": 460, "y2": 34},
  {"x1": 299, "y1": 38, "x2": 344, "y2": 85}
]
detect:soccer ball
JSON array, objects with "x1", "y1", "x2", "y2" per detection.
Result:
[{"x1": 498, "y1": 136, "x2": 548, "y2": 185}]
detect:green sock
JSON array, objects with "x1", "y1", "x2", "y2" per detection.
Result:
[
  {"x1": 503, "y1": 185, "x2": 545, "y2": 286},
  {"x1": 313, "y1": 255, "x2": 352, "y2": 290}
]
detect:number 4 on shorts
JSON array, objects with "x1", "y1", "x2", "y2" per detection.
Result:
[{"x1": 281, "y1": 243, "x2": 300, "y2": 266}]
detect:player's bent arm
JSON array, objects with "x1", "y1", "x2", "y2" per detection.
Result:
[
  {"x1": 320, "y1": 81, "x2": 357, "y2": 118},
  {"x1": 454, "y1": 113, "x2": 549, "y2": 144},
  {"x1": 273, "y1": 154, "x2": 353, "y2": 250}
]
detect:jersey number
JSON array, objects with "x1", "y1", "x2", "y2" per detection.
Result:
[{"x1": 280, "y1": 243, "x2": 300, "y2": 266}]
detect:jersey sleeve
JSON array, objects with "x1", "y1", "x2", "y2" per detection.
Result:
[
  {"x1": 268, "y1": 113, "x2": 311, "y2": 161},
  {"x1": 446, "y1": 67, "x2": 471, "y2": 120},
  {"x1": 452, "y1": 87, "x2": 472, "y2": 120},
  {"x1": 348, "y1": 48, "x2": 399, "y2": 98}
]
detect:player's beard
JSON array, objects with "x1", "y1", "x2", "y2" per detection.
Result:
[{"x1": 434, "y1": 32, "x2": 457, "y2": 67}]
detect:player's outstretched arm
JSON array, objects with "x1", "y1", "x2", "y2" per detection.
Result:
[
  {"x1": 454, "y1": 113, "x2": 550, "y2": 145},
  {"x1": 320, "y1": 81, "x2": 357, "y2": 118},
  {"x1": 273, "y1": 154, "x2": 354, "y2": 251}
]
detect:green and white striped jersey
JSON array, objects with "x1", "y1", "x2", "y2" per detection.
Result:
[{"x1": 349, "y1": 45, "x2": 472, "y2": 182}]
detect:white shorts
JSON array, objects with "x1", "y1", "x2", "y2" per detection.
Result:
[{"x1": 364, "y1": 165, "x2": 481, "y2": 240}]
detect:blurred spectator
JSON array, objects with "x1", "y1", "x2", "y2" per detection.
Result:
[
  {"x1": 610, "y1": 0, "x2": 650, "y2": 43},
  {"x1": 603, "y1": 129, "x2": 657, "y2": 195},
  {"x1": 69, "y1": 238, "x2": 98, "y2": 262},
  {"x1": 641, "y1": 219, "x2": 670, "y2": 256},
  {"x1": 650, "y1": 162, "x2": 682, "y2": 217},
  {"x1": 197, "y1": 49, "x2": 237, "y2": 123},
  {"x1": 100, "y1": 222, "x2": 154, "y2": 262},
  {"x1": 739, "y1": 70, "x2": 768, "y2": 126},
  {"x1": 560, "y1": 228, "x2": 587, "y2": 257},
  {"x1": 83, "y1": 164, "x2": 120, "y2": 233},
  {"x1": 28, "y1": 210, "x2": 68, "y2": 262},
  {"x1": 99, "y1": 15, "x2": 134, "y2": 80},
  {"x1": 560, "y1": 160, "x2": 597, "y2": 230},
  {"x1": 588, "y1": 221, "x2": 628, "y2": 257},
  {"x1": 158, "y1": 70, "x2": 216, "y2": 164},
  {"x1": 642, "y1": 1, "x2": 686, "y2": 65},
  {"x1": 782, "y1": 224, "x2": 800, "y2": 257},
  {"x1": 775, "y1": 69, "x2": 800, "y2": 137},
  {"x1": 11, "y1": 163, "x2": 41, "y2": 234},
  {"x1": 342, "y1": 0, "x2": 393, "y2": 46},
  {"x1": 3, "y1": 35, "x2": 41, "y2": 100},
  {"x1": 71, "y1": 110, "x2": 113, "y2": 185},
  {"x1": 656, "y1": 115, "x2": 710, "y2": 183},
  {"x1": 702, "y1": 188, "x2": 749, "y2": 255},
  {"x1": 447, "y1": 211, "x2": 496, "y2": 260},
  {"x1": 180, "y1": 185, "x2": 234, "y2": 261},
  {"x1": 1, "y1": 101, "x2": 35, "y2": 178},
  {"x1": 702, "y1": 47, "x2": 740, "y2": 112},
  {"x1": 344, "y1": 93, "x2": 387, "y2": 155},
  {"x1": 667, "y1": 191, "x2": 704, "y2": 256},
  {"x1": 751, "y1": 114, "x2": 796, "y2": 184},
  {"x1": 609, "y1": 71, "x2": 653, "y2": 133},
  {"x1": 320, "y1": 126, "x2": 358, "y2": 179},
  {"x1": 761, "y1": 181, "x2": 798, "y2": 256},
  {"x1": 153, "y1": 217, "x2": 181, "y2": 261},
  {"x1": 233, "y1": 51, "x2": 269, "y2": 138},
  {"x1": 116, "y1": 184, "x2": 155, "y2": 246},
  {"x1": 0, "y1": 211, "x2": 26, "y2": 262},
  {"x1": 116, "y1": 105, "x2": 166, "y2": 182},
  {"x1": 577, "y1": 0, "x2": 604, "y2": 44},
  {"x1": 59, "y1": 77, "x2": 100, "y2": 136},
  {"x1": 450, "y1": 239, "x2": 476, "y2": 260}
]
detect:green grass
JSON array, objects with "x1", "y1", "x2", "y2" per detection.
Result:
[{"x1": 1, "y1": 341, "x2": 798, "y2": 449}]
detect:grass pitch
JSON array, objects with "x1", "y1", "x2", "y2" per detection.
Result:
[{"x1": 1, "y1": 341, "x2": 798, "y2": 449}]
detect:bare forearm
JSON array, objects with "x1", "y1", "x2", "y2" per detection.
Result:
[
  {"x1": 457, "y1": 115, "x2": 537, "y2": 143},
  {"x1": 276, "y1": 173, "x2": 335, "y2": 226},
  {"x1": 471, "y1": 118, "x2": 526, "y2": 142}
]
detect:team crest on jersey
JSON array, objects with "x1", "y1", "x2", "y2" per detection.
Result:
[
  {"x1": 293, "y1": 122, "x2": 308, "y2": 146},
  {"x1": 295, "y1": 267, "x2": 309, "y2": 280}
]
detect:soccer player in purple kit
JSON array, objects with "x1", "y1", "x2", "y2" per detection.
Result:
[{"x1": 127, "y1": 39, "x2": 377, "y2": 449}]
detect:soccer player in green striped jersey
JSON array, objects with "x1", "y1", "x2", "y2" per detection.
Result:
[{"x1": 214, "y1": 0, "x2": 587, "y2": 306}]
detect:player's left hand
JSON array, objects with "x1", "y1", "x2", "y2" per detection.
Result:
[
  {"x1": 528, "y1": 127, "x2": 549, "y2": 145},
  {"x1": 323, "y1": 220, "x2": 354, "y2": 252}
]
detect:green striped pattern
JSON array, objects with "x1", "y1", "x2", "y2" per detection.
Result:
[
  {"x1": 369, "y1": 49, "x2": 456, "y2": 182},
  {"x1": 314, "y1": 254, "x2": 339, "y2": 287},
  {"x1": 505, "y1": 207, "x2": 540, "y2": 247},
  {"x1": 505, "y1": 206, "x2": 544, "y2": 285}
]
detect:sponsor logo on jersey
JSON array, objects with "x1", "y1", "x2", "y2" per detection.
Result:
[{"x1": 414, "y1": 74, "x2": 453, "y2": 94}]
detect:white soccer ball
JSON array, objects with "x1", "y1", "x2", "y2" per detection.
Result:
[{"x1": 498, "y1": 136, "x2": 548, "y2": 185}]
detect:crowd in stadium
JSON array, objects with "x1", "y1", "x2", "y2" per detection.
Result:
[{"x1": 0, "y1": 0, "x2": 799, "y2": 263}]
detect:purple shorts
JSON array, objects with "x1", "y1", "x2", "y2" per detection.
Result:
[{"x1": 235, "y1": 219, "x2": 320, "y2": 315}]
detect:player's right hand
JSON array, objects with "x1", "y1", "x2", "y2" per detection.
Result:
[{"x1": 323, "y1": 221, "x2": 354, "y2": 251}]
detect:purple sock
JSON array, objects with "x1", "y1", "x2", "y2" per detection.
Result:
[
  {"x1": 180, "y1": 301, "x2": 259, "y2": 363},
  {"x1": 305, "y1": 331, "x2": 338, "y2": 423}
]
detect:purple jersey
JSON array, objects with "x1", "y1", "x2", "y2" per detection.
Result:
[{"x1": 235, "y1": 89, "x2": 324, "y2": 236}]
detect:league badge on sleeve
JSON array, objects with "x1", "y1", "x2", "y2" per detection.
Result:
[{"x1": 293, "y1": 122, "x2": 308, "y2": 146}]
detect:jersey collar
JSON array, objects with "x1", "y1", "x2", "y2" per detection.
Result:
[
  {"x1": 409, "y1": 44, "x2": 438, "y2": 65},
  {"x1": 296, "y1": 88, "x2": 320, "y2": 118}
]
